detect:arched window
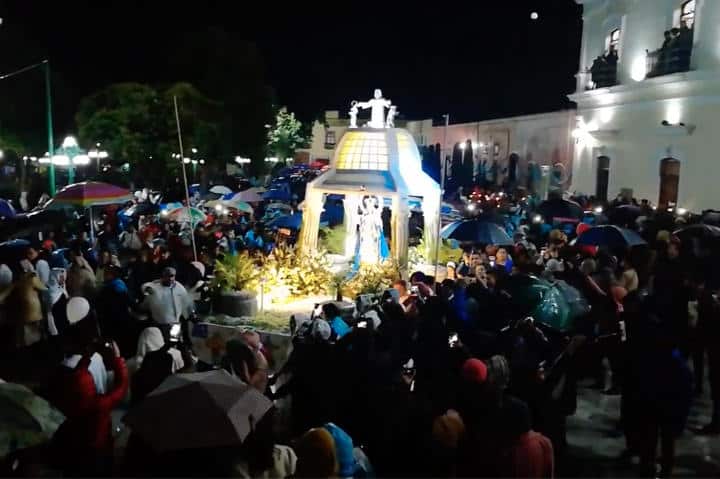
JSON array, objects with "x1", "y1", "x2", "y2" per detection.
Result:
[
  {"x1": 607, "y1": 29, "x2": 621, "y2": 55},
  {"x1": 681, "y1": 0, "x2": 696, "y2": 28},
  {"x1": 596, "y1": 156, "x2": 610, "y2": 201},
  {"x1": 659, "y1": 157, "x2": 681, "y2": 207}
]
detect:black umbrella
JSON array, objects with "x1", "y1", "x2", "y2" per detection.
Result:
[
  {"x1": 673, "y1": 224, "x2": 720, "y2": 242},
  {"x1": 576, "y1": 225, "x2": 647, "y2": 249},
  {"x1": 537, "y1": 198, "x2": 583, "y2": 222},
  {"x1": 122, "y1": 202, "x2": 159, "y2": 218},
  {"x1": 607, "y1": 204, "x2": 642, "y2": 226},
  {"x1": 123, "y1": 370, "x2": 272, "y2": 453},
  {"x1": 441, "y1": 220, "x2": 512, "y2": 245}
]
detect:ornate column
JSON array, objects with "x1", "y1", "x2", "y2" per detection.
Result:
[
  {"x1": 343, "y1": 194, "x2": 361, "y2": 258},
  {"x1": 391, "y1": 193, "x2": 409, "y2": 271},
  {"x1": 298, "y1": 187, "x2": 323, "y2": 254}
]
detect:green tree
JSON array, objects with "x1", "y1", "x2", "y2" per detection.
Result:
[
  {"x1": 267, "y1": 108, "x2": 307, "y2": 162},
  {"x1": 75, "y1": 82, "x2": 221, "y2": 188},
  {"x1": 76, "y1": 83, "x2": 169, "y2": 186}
]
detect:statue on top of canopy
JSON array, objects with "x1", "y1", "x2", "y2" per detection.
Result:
[{"x1": 351, "y1": 89, "x2": 393, "y2": 129}]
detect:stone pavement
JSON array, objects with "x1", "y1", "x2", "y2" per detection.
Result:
[{"x1": 565, "y1": 383, "x2": 720, "y2": 477}]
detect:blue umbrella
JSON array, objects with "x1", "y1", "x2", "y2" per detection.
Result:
[
  {"x1": 268, "y1": 213, "x2": 303, "y2": 230},
  {"x1": 440, "y1": 220, "x2": 513, "y2": 245},
  {"x1": 0, "y1": 199, "x2": 16, "y2": 219},
  {"x1": 0, "y1": 239, "x2": 30, "y2": 263},
  {"x1": 576, "y1": 225, "x2": 647, "y2": 249},
  {"x1": 263, "y1": 189, "x2": 293, "y2": 202},
  {"x1": 267, "y1": 212, "x2": 329, "y2": 230}
]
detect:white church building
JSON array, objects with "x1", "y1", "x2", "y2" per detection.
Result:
[{"x1": 569, "y1": 0, "x2": 720, "y2": 211}]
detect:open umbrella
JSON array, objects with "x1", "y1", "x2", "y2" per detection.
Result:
[
  {"x1": 0, "y1": 382, "x2": 65, "y2": 457},
  {"x1": 0, "y1": 200, "x2": 16, "y2": 219},
  {"x1": 440, "y1": 220, "x2": 512, "y2": 245},
  {"x1": 163, "y1": 207, "x2": 206, "y2": 225},
  {"x1": 607, "y1": 204, "x2": 642, "y2": 226},
  {"x1": 268, "y1": 213, "x2": 303, "y2": 230},
  {"x1": 537, "y1": 198, "x2": 583, "y2": 223},
  {"x1": 576, "y1": 225, "x2": 646, "y2": 249},
  {"x1": 673, "y1": 223, "x2": 720, "y2": 242},
  {"x1": 262, "y1": 189, "x2": 293, "y2": 202},
  {"x1": 123, "y1": 370, "x2": 272, "y2": 453},
  {"x1": 222, "y1": 199, "x2": 254, "y2": 215},
  {"x1": 121, "y1": 202, "x2": 159, "y2": 218},
  {"x1": 209, "y1": 185, "x2": 233, "y2": 195},
  {"x1": 44, "y1": 181, "x2": 132, "y2": 208},
  {"x1": 43, "y1": 182, "x2": 132, "y2": 244},
  {"x1": 203, "y1": 199, "x2": 226, "y2": 210},
  {"x1": 0, "y1": 239, "x2": 31, "y2": 264},
  {"x1": 504, "y1": 274, "x2": 582, "y2": 332},
  {"x1": 230, "y1": 188, "x2": 265, "y2": 203}
]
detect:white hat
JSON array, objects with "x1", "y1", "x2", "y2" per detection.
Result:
[{"x1": 66, "y1": 297, "x2": 90, "y2": 325}]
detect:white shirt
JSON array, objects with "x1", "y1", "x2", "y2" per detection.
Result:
[
  {"x1": 62, "y1": 353, "x2": 108, "y2": 394},
  {"x1": 35, "y1": 259, "x2": 50, "y2": 286},
  {"x1": 142, "y1": 280, "x2": 193, "y2": 325}
]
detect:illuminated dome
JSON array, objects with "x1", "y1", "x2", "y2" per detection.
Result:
[
  {"x1": 299, "y1": 127, "x2": 441, "y2": 269},
  {"x1": 314, "y1": 128, "x2": 438, "y2": 197}
]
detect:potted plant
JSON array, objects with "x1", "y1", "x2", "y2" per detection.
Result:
[{"x1": 211, "y1": 252, "x2": 260, "y2": 317}]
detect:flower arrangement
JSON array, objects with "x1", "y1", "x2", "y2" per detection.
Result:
[{"x1": 341, "y1": 260, "x2": 400, "y2": 298}]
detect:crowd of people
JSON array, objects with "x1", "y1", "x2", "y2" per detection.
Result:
[
  {"x1": 0, "y1": 184, "x2": 718, "y2": 478},
  {"x1": 648, "y1": 21, "x2": 694, "y2": 77}
]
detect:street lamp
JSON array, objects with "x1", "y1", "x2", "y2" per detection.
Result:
[{"x1": 88, "y1": 142, "x2": 108, "y2": 174}]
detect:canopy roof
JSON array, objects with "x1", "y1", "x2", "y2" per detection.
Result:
[{"x1": 308, "y1": 128, "x2": 439, "y2": 198}]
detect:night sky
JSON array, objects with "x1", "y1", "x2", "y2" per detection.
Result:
[{"x1": 0, "y1": 0, "x2": 582, "y2": 131}]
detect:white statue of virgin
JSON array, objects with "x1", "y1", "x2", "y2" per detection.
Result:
[{"x1": 357, "y1": 196, "x2": 383, "y2": 264}]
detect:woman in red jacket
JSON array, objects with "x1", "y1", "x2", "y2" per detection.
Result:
[{"x1": 50, "y1": 340, "x2": 128, "y2": 476}]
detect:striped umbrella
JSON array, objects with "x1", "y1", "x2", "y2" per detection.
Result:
[
  {"x1": 163, "y1": 207, "x2": 206, "y2": 225},
  {"x1": 45, "y1": 181, "x2": 132, "y2": 208}
]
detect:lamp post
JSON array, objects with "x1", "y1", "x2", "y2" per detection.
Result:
[
  {"x1": 44, "y1": 61, "x2": 55, "y2": 194},
  {"x1": 0, "y1": 60, "x2": 56, "y2": 194}
]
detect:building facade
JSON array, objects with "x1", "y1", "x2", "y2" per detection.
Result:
[
  {"x1": 426, "y1": 111, "x2": 576, "y2": 190},
  {"x1": 570, "y1": 0, "x2": 720, "y2": 211},
  {"x1": 301, "y1": 109, "x2": 574, "y2": 191}
]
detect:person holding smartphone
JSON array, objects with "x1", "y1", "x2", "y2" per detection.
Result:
[{"x1": 50, "y1": 338, "x2": 128, "y2": 476}]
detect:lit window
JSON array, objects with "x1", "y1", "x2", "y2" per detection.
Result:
[
  {"x1": 681, "y1": 0, "x2": 695, "y2": 28},
  {"x1": 325, "y1": 131, "x2": 336, "y2": 147},
  {"x1": 336, "y1": 132, "x2": 388, "y2": 170},
  {"x1": 609, "y1": 29, "x2": 620, "y2": 52}
]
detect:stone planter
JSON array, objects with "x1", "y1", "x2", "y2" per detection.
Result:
[{"x1": 214, "y1": 290, "x2": 257, "y2": 318}]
